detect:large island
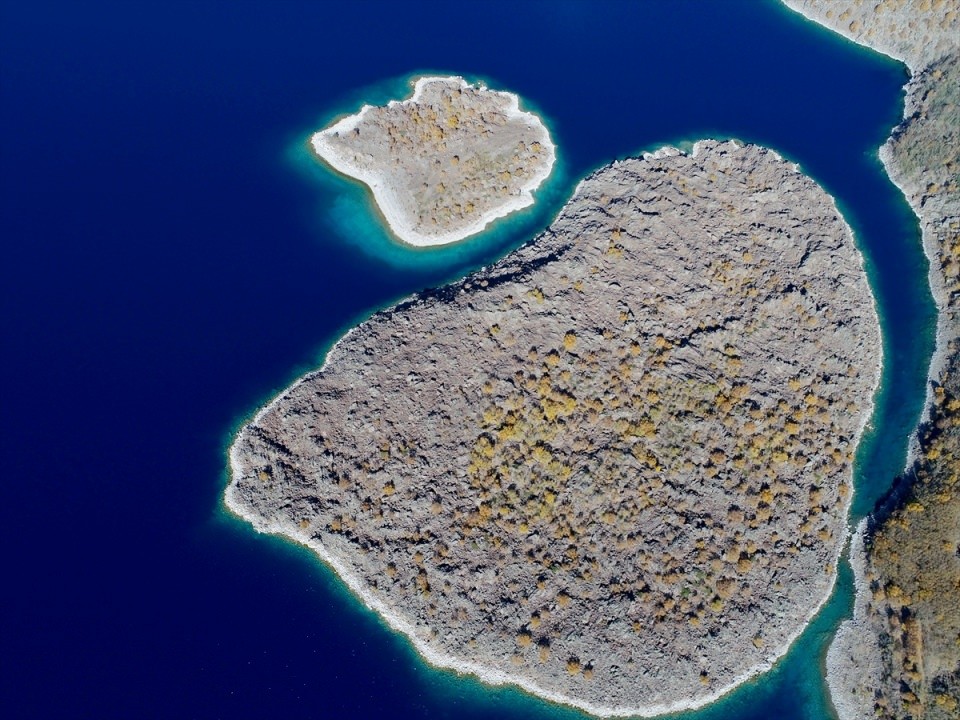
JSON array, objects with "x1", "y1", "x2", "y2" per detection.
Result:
[{"x1": 227, "y1": 139, "x2": 880, "y2": 716}]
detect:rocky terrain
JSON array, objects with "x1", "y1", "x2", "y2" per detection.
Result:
[
  {"x1": 781, "y1": 2, "x2": 960, "y2": 718},
  {"x1": 311, "y1": 76, "x2": 555, "y2": 247},
  {"x1": 227, "y1": 140, "x2": 880, "y2": 716},
  {"x1": 781, "y1": 0, "x2": 958, "y2": 71}
]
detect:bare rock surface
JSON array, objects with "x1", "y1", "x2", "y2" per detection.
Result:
[
  {"x1": 311, "y1": 76, "x2": 555, "y2": 247},
  {"x1": 227, "y1": 140, "x2": 880, "y2": 716},
  {"x1": 883, "y1": 53, "x2": 960, "y2": 356},
  {"x1": 824, "y1": 522, "x2": 886, "y2": 720}
]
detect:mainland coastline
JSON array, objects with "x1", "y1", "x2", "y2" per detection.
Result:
[
  {"x1": 310, "y1": 76, "x2": 556, "y2": 247},
  {"x1": 780, "y1": 2, "x2": 960, "y2": 717}
]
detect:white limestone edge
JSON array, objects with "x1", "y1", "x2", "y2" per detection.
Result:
[{"x1": 777, "y1": 1, "x2": 912, "y2": 70}]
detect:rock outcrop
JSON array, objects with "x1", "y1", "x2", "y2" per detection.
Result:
[{"x1": 227, "y1": 140, "x2": 880, "y2": 716}]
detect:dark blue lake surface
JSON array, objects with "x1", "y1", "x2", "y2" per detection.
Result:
[{"x1": 1, "y1": 1, "x2": 935, "y2": 718}]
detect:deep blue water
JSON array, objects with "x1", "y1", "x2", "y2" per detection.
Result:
[{"x1": 1, "y1": 1, "x2": 935, "y2": 719}]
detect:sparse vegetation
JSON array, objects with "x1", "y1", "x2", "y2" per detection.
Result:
[{"x1": 773, "y1": 13, "x2": 960, "y2": 717}]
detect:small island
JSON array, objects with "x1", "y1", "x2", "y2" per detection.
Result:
[
  {"x1": 227, "y1": 140, "x2": 880, "y2": 716},
  {"x1": 310, "y1": 76, "x2": 556, "y2": 247}
]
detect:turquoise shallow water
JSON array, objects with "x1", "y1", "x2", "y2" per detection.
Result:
[{"x1": 2, "y1": 1, "x2": 935, "y2": 718}]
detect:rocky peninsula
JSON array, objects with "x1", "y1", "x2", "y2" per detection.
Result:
[
  {"x1": 227, "y1": 140, "x2": 881, "y2": 716},
  {"x1": 781, "y1": 2, "x2": 960, "y2": 718},
  {"x1": 310, "y1": 76, "x2": 555, "y2": 247}
]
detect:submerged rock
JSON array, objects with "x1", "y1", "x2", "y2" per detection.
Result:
[{"x1": 227, "y1": 140, "x2": 880, "y2": 716}]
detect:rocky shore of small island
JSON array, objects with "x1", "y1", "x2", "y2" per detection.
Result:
[
  {"x1": 227, "y1": 140, "x2": 880, "y2": 717},
  {"x1": 781, "y1": 2, "x2": 960, "y2": 718},
  {"x1": 310, "y1": 76, "x2": 555, "y2": 247}
]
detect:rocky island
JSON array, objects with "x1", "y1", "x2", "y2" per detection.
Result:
[
  {"x1": 227, "y1": 140, "x2": 881, "y2": 716},
  {"x1": 780, "y1": 2, "x2": 960, "y2": 718},
  {"x1": 310, "y1": 76, "x2": 556, "y2": 247}
]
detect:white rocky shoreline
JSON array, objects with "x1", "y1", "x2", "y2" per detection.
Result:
[{"x1": 224, "y1": 457, "x2": 846, "y2": 719}]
